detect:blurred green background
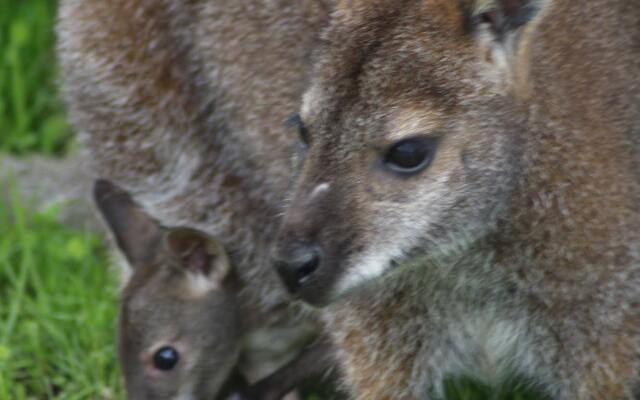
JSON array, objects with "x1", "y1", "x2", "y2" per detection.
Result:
[
  {"x1": 0, "y1": 0, "x2": 71, "y2": 156},
  {"x1": 0, "y1": 0, "x2": 123, "y2": 398},
  {"x1": 0, "y1": 0, "x2": 547, "y2": 399}
]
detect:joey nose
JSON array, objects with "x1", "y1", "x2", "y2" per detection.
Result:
[{"x1": 273, "y1": 245, "x2": 321, "y2": 294}]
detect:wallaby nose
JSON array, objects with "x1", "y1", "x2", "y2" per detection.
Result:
[{"x1": 273, "y1": 245, "x2": 322, "y2": 293}]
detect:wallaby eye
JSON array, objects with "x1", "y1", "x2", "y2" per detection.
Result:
[
  {"x1": 152, "y1": 346, "x2": 180, "y2": 371},
  {"x1": 384, "y1": 137, "x2": 438, "y2": 175},
  {"x1": 286, "y1": 113, "x2": 310, "y2": 145}
]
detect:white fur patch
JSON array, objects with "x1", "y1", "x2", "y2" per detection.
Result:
[
  {"x1": 334, "y1": 174, "x2": 453, "y2": 297},
  {"x1": 421, "y1": 312, "x2": 545, "y2": 398},
  {"x1": 437, "y1": 310, "x2": 547, "y2": 391},
  {"x1": 308, "y1": 183, "x2": 330, "y2": 200},
  {"x1": 185, "y1": 273, "x2": 218, "y2": 297},
  {"x1": 175, "y1": 387, "x2": 195, "y2": 400},
  {"x1": 335, "y1": 251, "x2": 396, "y2": 295},
  {"x1": 450, "y1": 315, "x2": 535, "y2": 384},
  {"x1": 111, "y1": 250, "x2": 133, "y2": 289},
  {"x1": 300, "y1": 84, "x2": 323, "y2": 120}
]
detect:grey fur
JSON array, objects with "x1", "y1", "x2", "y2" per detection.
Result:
[{"x1": 57, "y1": 0, "x2": 330, "y2": 398}]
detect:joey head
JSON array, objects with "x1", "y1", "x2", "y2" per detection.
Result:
[{"x1": 94, "y1": 179, "x2": 241, "y2": 400}]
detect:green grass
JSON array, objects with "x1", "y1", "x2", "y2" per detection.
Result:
[
  {"x1": 437, "y1": 377, "x2": 548, "y2": 400},
  {"x1": 0, "y1": 0, "x2": 72, "y2": 155},
  {"x1": 0, "y1": 186, "x2": 123, "y2": 399}
]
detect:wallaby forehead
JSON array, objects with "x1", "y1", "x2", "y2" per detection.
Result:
[
  {"x1": 305, "y1": 0, "x2": 472, "y2": 135},
  {"x1": 121, "y1": 263, "x2": 188, "y2": 309},
  {"x1": 332, "y1": 0, "x2": 467, "y2": 28},
  {"x1": 326, "y1": 0, "x2": 470, "y2": 58},
  {"x1": 122, "y1": 281, "x2": 214, "y2": 338}
]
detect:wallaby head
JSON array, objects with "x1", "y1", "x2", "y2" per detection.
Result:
[
  {"x1": 273, "y1": 0, "x2": 546, "y2": 306},
  {"x1": 274, "y1": 1, "x2": 640, "y2": 396},
  {"x1": 94, "y1": 180, "x2": 241, "y2": 400}
]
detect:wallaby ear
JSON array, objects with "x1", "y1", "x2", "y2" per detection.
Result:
[
  {"x1": 165, "y1": 228, "x2": 231, "y2": 286},
  {"x1": 465, "y1": 0, "x2": 545, "y2": 88},
  {"x1": 93, "y1": 179, "x2": 163, "y2": 269},
  {"x1": 473, "y1": 0, "x2": 542, "y2": 39}
]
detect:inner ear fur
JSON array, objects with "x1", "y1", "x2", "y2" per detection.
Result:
[
  {"x1": 165, "y1": 228, "x2": 231, "y2": 284},
  {"x1": 461, "y1": 0, "x2": 546, "y2": 95},
  {"x1": 465, "y1": 0, "x2": 544, "y2": 39}
]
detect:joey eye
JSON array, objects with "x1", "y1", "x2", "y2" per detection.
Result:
[
  {"x1": 384, "y1": 137, "x2": 438, "y2": 174},
  {"x1": 287, "y1": 113, "x2": 310, "y2": 145},
  {"x1": 152, "y1": 346, "x2": 180, "y2": 371}
]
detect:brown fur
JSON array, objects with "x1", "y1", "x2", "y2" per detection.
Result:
[
  {"x1": 57, "y1": 0, "x2": 331, "y2": 398},
  {"x1": 58, "y1": 0, "x2": 329, "y2": 309},
  {"x1": 274, "y1": 0, "x2": 640, "y2": 398}
]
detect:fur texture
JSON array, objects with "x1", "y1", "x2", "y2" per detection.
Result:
[
  {"x1": 275, "y1": 0, "x2": 640, "y2": 398},
  {"x1": 57, "y1": 0, "x2": 329, "y2": 310},
  {"x1": 57, "y1": 0, "x2": 330, "y2": 398}
]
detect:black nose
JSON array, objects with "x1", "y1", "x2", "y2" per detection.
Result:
[{"x1": 273, "y1": 245, "x2": 321, "y2": 293}]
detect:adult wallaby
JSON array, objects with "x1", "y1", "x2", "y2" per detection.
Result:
[
  {"x1": 273, "y1": 0, "x2": 640, "y2": 399},
  {"x1": 57, "y1": 0, "x2": 332, "y2": 398},
  {"x1": 94, "y1": 180, "x2": 336, "y2": 400}
]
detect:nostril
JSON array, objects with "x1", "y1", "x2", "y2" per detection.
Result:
[
  {"x1": 294, "y1": 251, "x2": 320, "y2": 286},
  {"x1": 274, "y1": 245, "x2": 322, "y2": 293}
]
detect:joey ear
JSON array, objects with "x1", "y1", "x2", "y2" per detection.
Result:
[
  {"x1": 93, "y1": 179, "x2": 163, "y2": 269},
  {"x1": 165, "y1": 228, "x2": 231, "y2": 286}
]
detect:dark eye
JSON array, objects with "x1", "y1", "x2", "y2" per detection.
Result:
[
  {"x1": 152, "y1": 346, "x2": 180, "y2": 371},
  {"x1": 286, "y1": 113, "x2": 310, "y2": 145},
  {"x1": 384, "y1": 137, "x2": 438, "y2": 174}
]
